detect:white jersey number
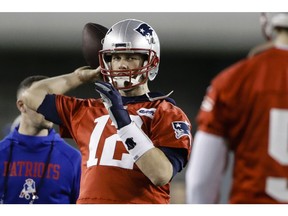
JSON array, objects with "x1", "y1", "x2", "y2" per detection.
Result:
[
  {"x1": 86, "y1": 115, "x2": 142, "y2": 169},
  {"x1": 267, "y1": 108, "x2": 288, "y2": 202}
]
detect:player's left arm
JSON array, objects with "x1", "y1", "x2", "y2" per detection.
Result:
[
  {"x1": 95, "y1": 81, "x2": 188, "y2": 186},
  {"x1": 135, "y1": 146, "x2": 174, "y2": 186}
]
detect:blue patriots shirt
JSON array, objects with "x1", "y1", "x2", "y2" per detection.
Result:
[{"x1": 0, "y1": 127, "x2": 81, "y2": 204}]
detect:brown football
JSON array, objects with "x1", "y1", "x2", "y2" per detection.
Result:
[{"x1": 82, "y1": 22, "x2": 108, "y2": 68}]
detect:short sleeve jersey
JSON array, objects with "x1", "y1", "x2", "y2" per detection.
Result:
[
  {"x1": 197, "y1": 47, "x2": 288, "y2": 203},
  {"x1": 56, "y1": 95, "x2": 192, "y2": 204}
]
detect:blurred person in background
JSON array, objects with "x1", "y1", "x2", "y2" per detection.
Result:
[
  {"x1": 0, "y1": 75, "x2": 81, "y2": 204},
  {"x1": 185, "y1": 12, "x2": 288, "y2": 204}
]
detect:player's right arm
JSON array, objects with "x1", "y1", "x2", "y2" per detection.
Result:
[{"x1": 22, "y1": 66, "x2": 102, "y2": 111}]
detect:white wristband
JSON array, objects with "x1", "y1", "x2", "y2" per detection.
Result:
[{"x1": 118, "y1": 122, "x2": 155, "y2": 161}]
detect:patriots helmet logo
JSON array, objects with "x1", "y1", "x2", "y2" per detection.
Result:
[
  {"x1": 172, "y1": 121, "x2": 191, "y2": 139},
  {"x1": 135, "y1": 23, "x2": 155, "y2": 44}
]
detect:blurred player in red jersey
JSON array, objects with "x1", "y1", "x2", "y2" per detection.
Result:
[
  {"x1": 22, "y1": 19, "x2": 192, "y2": 204},
  {"x1": 185, "y1": 12, "x2": 288, "y2": 204}
]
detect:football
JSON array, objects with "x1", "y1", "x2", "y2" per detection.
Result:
[{"x1": 82, "y1": 22, "x2": 108, "y2": 68}]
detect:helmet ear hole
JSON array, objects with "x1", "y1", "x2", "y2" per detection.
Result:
[
  {"x1": 148, "y1": 69, "x2": 158, "y2": 81},
  {"x1": 153, "y1": 57, "x2": 159, "y2": 66}
]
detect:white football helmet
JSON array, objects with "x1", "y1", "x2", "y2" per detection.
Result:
[
  {"x1": 99, "y1": 19, "x2": 160, "y2": 90},
  {"x1": 260, "y1": 12, "x2": 288, "y2": 40}
]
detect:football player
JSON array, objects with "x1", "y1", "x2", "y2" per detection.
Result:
[
  {"x1": 185, "y1": 13, "x2": 288, "y2": 204},
  {"x1": 22, "y1": 19, "x2": 192, "y2": 204}
]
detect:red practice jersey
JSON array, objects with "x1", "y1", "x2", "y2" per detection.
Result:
[
  {"x1": 56, "y1": 95, "x2": 192, "y2": 204},
  {"x1": 197, "y1": 47, "x2": 288, "y2": 203}
]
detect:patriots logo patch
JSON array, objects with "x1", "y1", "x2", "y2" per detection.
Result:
[
  {"x1": 172, "y1": 121, "x2": 190, "y2": 139},
  {"x1": 125, "y1": 137, "x2": 136, "y2": 150},
  {"x1": 19, "y1": 178, "x2": 39, "y2": 201},
  {"x1": 135, "y1": 23, "x2": 155, "y2": 44}
]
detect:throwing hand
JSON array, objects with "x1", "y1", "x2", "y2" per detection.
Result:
[{"x1": 95, "y1": 81, "x2": 131, "y2": 129}]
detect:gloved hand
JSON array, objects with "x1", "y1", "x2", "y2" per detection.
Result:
[{"x1": 95, "y1": 81, "x2": 131, "y2": 129}]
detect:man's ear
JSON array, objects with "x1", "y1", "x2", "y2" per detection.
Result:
[{"x1": 16, "y1": 99, "x2": 25, "y2": 113}]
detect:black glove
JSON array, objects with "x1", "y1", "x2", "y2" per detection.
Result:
[{"x1": 95, "y1": 81, "x2": 131, "y2": 129}]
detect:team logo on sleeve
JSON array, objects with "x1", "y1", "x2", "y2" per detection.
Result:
[
  {"x1": 172, "y1": 121, "x2": 191, "y2": 139},
  {"x1": 200, "y1": 96, "x2": 214, "y2": 112}
]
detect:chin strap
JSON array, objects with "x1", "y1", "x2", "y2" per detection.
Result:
[{"x1": 113, "y1": 74, "x2": 142, "y2": 89}]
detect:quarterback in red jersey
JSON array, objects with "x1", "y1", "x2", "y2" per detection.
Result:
[
  {"x1": 185, "y1": 13, "x2": 288, "y2": 204},
  {"x1": 22, "y1": 19, "x2": 192, "y2": 204}
]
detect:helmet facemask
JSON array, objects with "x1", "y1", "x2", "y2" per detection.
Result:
[{"x1": 99, "y1": 48, "x2": 159, "y2": 90}]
